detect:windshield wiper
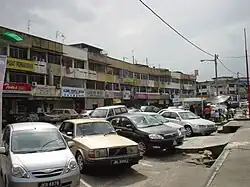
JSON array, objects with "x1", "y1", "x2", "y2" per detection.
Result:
[
  {"x1": 46, "y1": 147, "x2": 66, "y2": 152},
  {"x1": 40, "y1": 138, "x2": 61, "y2": 151},
  {"x1": 104, "y1": 131, "x2": 116, "y2": 136},
  {"x1": 15, "y1": 150, "x2": 39, "y2": 154}
]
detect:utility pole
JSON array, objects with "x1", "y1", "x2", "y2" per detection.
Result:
[
  {"x1": 236, "y1": 72, "x2": 240, "y2": 102},
  {"x1": 132, "y1": 50, "x2": 135, "y2": 64},
  {"x1": 28, "y1": 20, "x2": 31, "y2": 33},
  {"x1": 214, "y1": 54, "x2": 218, "y2": 96},
  {"x1": 244, "y1": 28, "x2": 250, "y2": 116},
  {"x1": 146, "y1": 57, "x2": 148, "y2": 66}
]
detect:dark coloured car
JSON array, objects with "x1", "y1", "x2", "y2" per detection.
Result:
[{"x1": 107, "y1": 113, "x2": 184, "y2": 155}]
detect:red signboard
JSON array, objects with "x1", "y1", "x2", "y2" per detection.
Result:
[{"x1": 3, "y1": 82, "x2": 32, "y2": 91}]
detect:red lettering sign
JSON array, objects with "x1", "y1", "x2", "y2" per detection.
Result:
[{"x1": 3, "y1": 82, "x2": 32, "y2": 91}]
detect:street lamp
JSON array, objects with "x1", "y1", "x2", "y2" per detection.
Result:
[{"x1": 201, "y1": 54, "x2": 219, "y2": 96}]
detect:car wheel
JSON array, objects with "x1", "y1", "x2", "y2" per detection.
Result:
[
  {"x1": 76, "y1": 152, "x2": 85, "y2": 173},
  {"x1": 137, "y1": 141, "x2": 147, "y2": 155},
  {"x1": 185, "y1": 125, "x2": 193, "y2": 137}
]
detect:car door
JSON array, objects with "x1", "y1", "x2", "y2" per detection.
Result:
[
  {"x1": 169, "y1": 112, "x2": 181, "y2": 124},
  {"x1": 59, "y1": 122, "x2": 75, "y2": 142},
  {"x1": 118, "y1": 117, "x2": 137, "y2": 141},
  {"x1": 107, "y1": 109, "x2": 115, "y2": 118},
  {"x1": 1, "y1": 127, "x2": 11, "y2": 176},
  {"x1": 161, "y1": 111, "x2": 172, "y2": 121}
]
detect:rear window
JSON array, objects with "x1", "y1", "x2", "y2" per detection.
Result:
[{"x1": 114, "y1": 108, "x2": 122, "y2": 114}]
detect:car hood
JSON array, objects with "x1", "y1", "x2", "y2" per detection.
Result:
[
  {"x1": 11, "y1": 149, "x2": 72, "y2": 171},
  {"x1": 74, "y1": 134, "x2": 137, "y2": 149},
  {"x1": 163, "y1": 122, "x2": 183, "y2": 129},
  {"x1": 139, "y1": 124, "x2": 177, "y2": 135},
  {"x1": 182, "y1": 118, "x2": 215, "y2": 125}
]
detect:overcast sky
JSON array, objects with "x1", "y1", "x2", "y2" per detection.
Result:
[{"x1": 0, "y1": 0, "x2": 250, "y2": 81}]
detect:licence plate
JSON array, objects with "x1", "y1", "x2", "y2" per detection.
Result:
[
  {"x1": 39, "y1": 180, "x2": 61, "y2": 187},
  {"x1": 111, "y1": 159, "x2": 129, "y2": 165},
  {"x1": 173, "y1": 141, "x2": 177, "y2": 146}
]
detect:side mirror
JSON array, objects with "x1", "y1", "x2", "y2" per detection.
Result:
[
  {"x1": 176, "y1": 117, "x2": 181, "y2": 121},
  {"x1": 68, "y1": 141, "x2": 75, "y2": 148},
  {"x1": 0, "y1": 147, "x2": 7, "y2": 155},
  {"x1": 66, "y1": 131, "x2": 73, "y2": 136},
  {"x1": 126, "y1": 124, "x2": 132, "y2": 128}
]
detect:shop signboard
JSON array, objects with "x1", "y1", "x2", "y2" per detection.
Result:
[
  {"x1": 7, "y1": 57, "x2": 34, "y2": 72},
  {"x1": 32, "y1": 85, "x2": 60, "y2": 97},
  {"x1": 85, "y1": 89, "x2": 105, "y2": 98},
  {"x1": 135, "y1": 93, "x2": 148, "y2": 99},
  {"x1": 61, "y1": 87, "x2": 85, "y2": 98},
  {"x1": 3, "y1": 82, "x2": 32, "y2": 94},
  {"x1": 113, "y1": 91, "x2": 122, "y2": 99},
  {"x1": 105, "y1": 90, "x2": 114, "y2": 99},
  {"x1": 147, "y1": 93, "x2": 160, "y2": 100},
  {"x1": 123, "y1": 91, "x2": 131, "y2": 100},
  {"x1": 0, "y1": 55, "x2": 7, "y2": 134}
]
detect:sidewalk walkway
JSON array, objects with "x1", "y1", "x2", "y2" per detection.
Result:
[{"x1": 205, "y1": 121, "x2": 250, "y2": 187}]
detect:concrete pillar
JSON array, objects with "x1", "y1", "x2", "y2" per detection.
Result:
[
  {"x1": 7, "y1": 44, "x2": 10, "y2": 56},
  {"x1": 6, "y1": 71, "x2": 10, "y2": 82},
  {"x1": 27, "y1": 48, "x2": 30, "y2": 59},
  {"x1": 44, "y1": 74, "x2": 47, "y2": 85}
]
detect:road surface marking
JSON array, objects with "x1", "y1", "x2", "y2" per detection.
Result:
[
  {"x1": 139, "y1": 161, "x2": 153, "y2": 167},
  {"x1": 80, "y1": 179, "x2": 92, "y2": 187}
]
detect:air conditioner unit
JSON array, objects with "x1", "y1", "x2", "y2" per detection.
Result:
[
  {"x1": 32, "y1": 82, "x2": 37, "y2": 87},
  {"x1": 56, "y1": 84, "x2": 61, "y2": 89}
]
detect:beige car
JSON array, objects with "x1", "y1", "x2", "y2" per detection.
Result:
[{"x1": 59, "y1": 119, "x2": 142, "y2": 172}]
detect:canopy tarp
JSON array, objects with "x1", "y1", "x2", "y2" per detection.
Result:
[
  {"x1": 205, "y1": 95, "x2": 231, "y2": 104},
  {"x1": 1, "y1": 32, "x2": 23, "y2": 42},
  {"x1": 181, "y1": 97, "x2": 205, "y2": 102}
]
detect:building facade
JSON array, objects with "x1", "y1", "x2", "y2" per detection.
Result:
[
  {"x1": 197, "y1": 76, "x2": 247, "y2": 100},
  {"x1": 0, "y1": 26, "x2": 197, "y2": 115}
]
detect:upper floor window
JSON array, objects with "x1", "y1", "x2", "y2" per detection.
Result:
[
  {"x1": 30, "y1": 50, "x2": 46, "y2": 62},
  {"x1": 28, "y1": 74, "x2": 45, "y2": 85},
  {"x1": 141, "y1": 74, "x2": 148, "y2": 80},
  {"x1": 9, "y1": 71, "x2": 27, "y2": 83},
  {"x1": 134, "y1": 73, "x2": 140, "y2": 79},
  {"x1": 74, "y1": 59, "x2": 84, "y2": 69},
  {"x1": 48, "y1": 53, "x2": 61, "y2": 65},
  {"x1": 0, "y1": 43, "x2": 7, "y2": 55},
  {"x1": 9, "y1": 46, "x2": 28, "y2": 60}
]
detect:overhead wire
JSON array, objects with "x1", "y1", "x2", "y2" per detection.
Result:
[
  {"x1": 138, "y1": 0, "x2": 214, "y2": 57},
  {"x1": 217, "y1": 57, "x2": 245, "y2": 76},
  {"x1": 138, "y1": 0, "x2": 246, "y2": 77}
]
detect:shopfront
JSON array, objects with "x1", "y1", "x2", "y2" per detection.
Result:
[
  {"x1": 61, "y1": 87, "x2": 85, "y2": 112},
  {"x1": 104, "y1": 90, "x2": 115, "y2": 106},
  {"x1": 134, "y1": 93, "x2": 148, "y2": 106},
  {"x1": 31, "y1": 85, "x2": 60, "y2": 112},
  {"x1": 85, "y1": 89, "x2": 105, "y2": 109},
  {"x1": 3, "y1": 82, "x2": 32, "y2": 114}
]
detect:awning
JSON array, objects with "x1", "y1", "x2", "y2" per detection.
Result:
[
  {"x1": 1, "y1": 32, "x2": 23, "y2": 42},
  {"x1": 205, "y1": 95, "x2": 231, "y2": 104}
]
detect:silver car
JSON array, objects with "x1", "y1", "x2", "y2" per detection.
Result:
[{"x1": 0, "y1": 122, "x2": 80, "y2": 187}]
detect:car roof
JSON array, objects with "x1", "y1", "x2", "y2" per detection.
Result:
[
  {"x1": 164, "y1": 109, "x2": 186, "y2": 112},
  {"x1": 95, "y1": 105, "x2": 127, "y2": 110},
  {"x1": 9, "y1": 122, "x2": 57, "y2": 132},
  {"x1": 65, "y1": 118, "x2": 108, "y2": 124},
  {"x1": 113, "y1": 113, "x2": 146, "y2": 118},
  {"x1": 136, "y1": 112, "x2": 157, "y2": 115},
  {"x1": 51, "y1": 108, "x2": 75, "y2": 110}
]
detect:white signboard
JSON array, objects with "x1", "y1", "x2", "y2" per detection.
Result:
[
  {"x1": 0, "y1": 55, "x2": 7, "y2": 134},
  {"x1": 61, "y1": 87, "x2": 85, "y2": 97}
]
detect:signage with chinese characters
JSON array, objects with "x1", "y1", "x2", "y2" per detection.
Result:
[
  {"x1": 7, "y1": 57, "x2": 34, "y2": 72},
  {"x1": 85, "y1": 89, "x2": 105, "y2": 98},
  {"x1": 135, "y1": 93, "x2": 148, "y2": 99},
  {"x1": 32, "y1": 86, "x2": 59, "y2": 97},
  {"x1": 61, "y1": 87, "x2": 85, "y2": 97},
  {"x1": 3, "y1": 82, "x2": 32, "y2": 94}
]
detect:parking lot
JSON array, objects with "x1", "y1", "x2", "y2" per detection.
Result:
[{"x1": 1, "y1": 132, "x2": 231, "y2": 187}]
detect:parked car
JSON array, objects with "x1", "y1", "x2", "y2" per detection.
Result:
[
  {"x1": 140, "y1": 105, "x2": 160, "y2": 113},
  {"x1": 107, "y1": 113, "x2": 184, "y2": 155},
  {"x1": 138, "y1": 112, "x2": 186, "y2": 138},
  {"x1": 90, "y1": 105, "x2": 128, "y2": 119},
  {"x1": 46, "y1": 109, "x2": 79, "y2": 122},
  {"x1": 128, "y1": 108, "x2": 142, "y2": 113},
  {"x1": 0, "y1": 122, "x2": 80, "y2": 187},
  {"x1": 79, "y1": 110, "x2": 93, "y2": 118},
  {"x1": 158, "y1": 109, "x2": 217, "y2": 137},
  {"x1": 59, "y1": 118, "x2": 142, "y2": 173}
]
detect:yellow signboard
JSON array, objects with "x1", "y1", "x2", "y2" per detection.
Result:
[{"x1": 7, "y1": 57, "x2": 34, "y2": 72}]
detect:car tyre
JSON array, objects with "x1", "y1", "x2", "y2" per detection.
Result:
[
  {"x1": 137, "y1": 141, "x2": 147, "y2": 155},
  {"x1": 76, "y1": 152, "x2": 85, "y2": 173},
  {"x1": 185, "y1": 125, "x2": 193, "y2": 137}
]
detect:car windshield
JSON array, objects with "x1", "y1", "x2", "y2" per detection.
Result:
[
  {"x1": 179, "y1": 112, "x2": 199, "y2": 120},
  {"x1": 91, "y1": 109, "x2": 108, "y2": 118},
  {"x1": 151, "y1": 114, "x2": 169, "y2": 123},
  {"x1": 11, "y1": 128, "x2": 66, "y2": 154},
  {"x1": 76, "y1": 122, "x2": 116, "y2": 136},
  {"x1": 50, "y1": 110, "x2": 63, "y2": 115},
  {"x1": 130, "y1": 115, "x2": 162, "y2": 128}
]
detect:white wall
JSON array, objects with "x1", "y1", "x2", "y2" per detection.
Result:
[{"x1": 63, "y1": 45, "x2": 87, "y2": 61}]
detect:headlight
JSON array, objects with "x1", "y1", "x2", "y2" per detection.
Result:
[
  {"x1": 127, "y1": 146, "x2": 138, "y2": 154},
  {"x1": 177, "y1": 129, "x2": 182, "y2": 136},
  {"x1": 12, "y1": 165, "x2": 29, "y2": 178},
  {"x1": 65, "y1": 158, "x2": 78, "y2": 173},
  {"x1": 88, "y1": 149, "x2": 107, "y2": 158},
  {"x1": 198, "y1": 125, "x2": 206, "y2": 128},
  {"x1": 149, "y1": 134, "x2": 164, "y2": 140}
]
